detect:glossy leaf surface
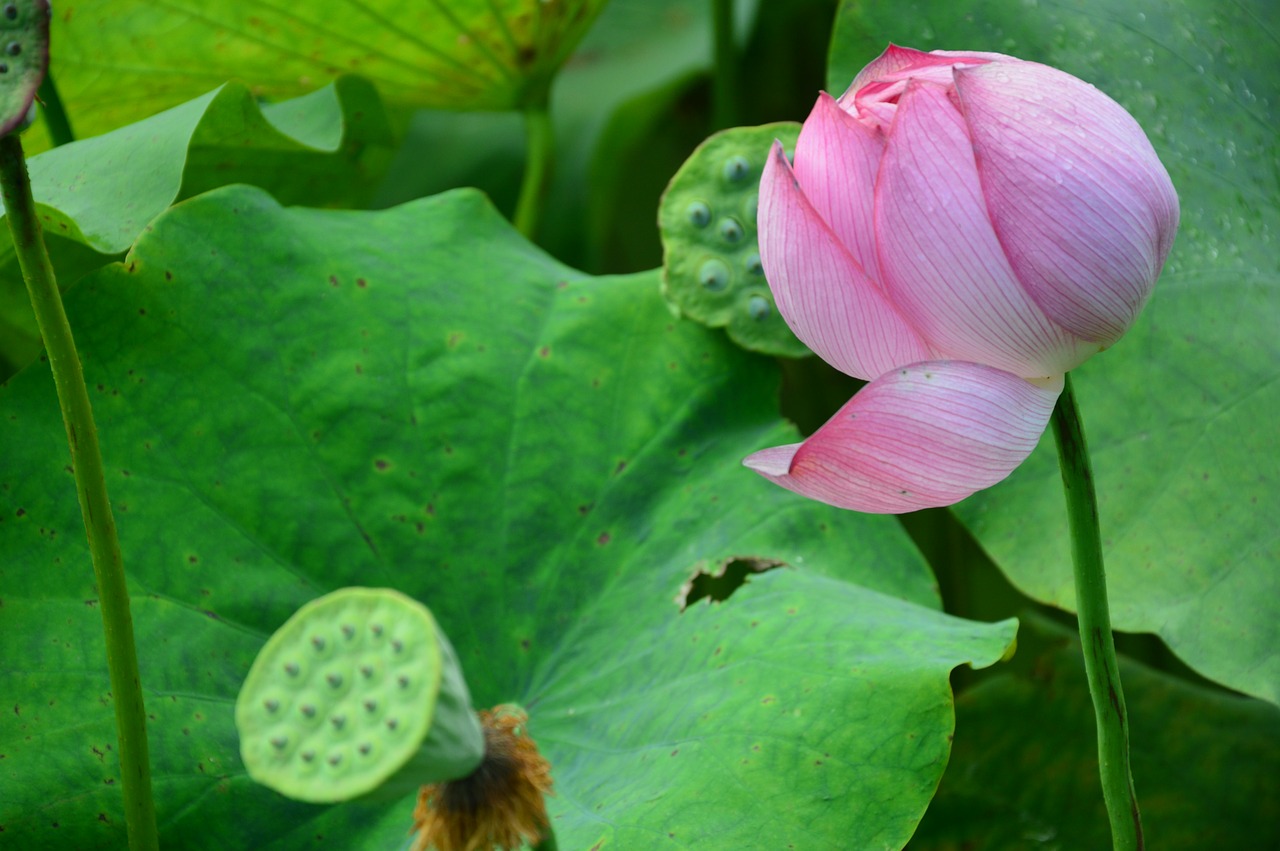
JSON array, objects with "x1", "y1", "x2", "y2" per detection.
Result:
[{"x1": 0, "y1": 186, "x2": 1014, "y2": 848}]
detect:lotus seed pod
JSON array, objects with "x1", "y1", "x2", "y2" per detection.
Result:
[
  {"x1": 658, "y1": 122, "x2": 810, "y2": 358},
  {"x1": 235, "y1": 587, "x2": 484, "y2": 804},
  {"x1": 0, "y1": 0, "x2": 48, "y2": 137}
]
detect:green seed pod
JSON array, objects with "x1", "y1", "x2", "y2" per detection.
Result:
[
  {"x1": 658, "y1": 122, "x2": 809, "y2": 358},
  {"x1": 235, "y1": 587, "x2": 484, "y2": 803},
  {"x1": 0, "y1": 0, "x2": 48, "y2": 137}
]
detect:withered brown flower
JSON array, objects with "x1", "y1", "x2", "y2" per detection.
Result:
[{"x1": 410, "y1": 706, "x2": 554, "y2": 851}]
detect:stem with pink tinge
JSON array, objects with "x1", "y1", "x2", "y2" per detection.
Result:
[{"x1": 1051, "y1": 372, "x2": 1143, "y2": 851}]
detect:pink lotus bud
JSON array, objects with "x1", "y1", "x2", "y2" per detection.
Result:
[{"x1": 744, "y1": 45, "x2": 1178, "y2": 513}]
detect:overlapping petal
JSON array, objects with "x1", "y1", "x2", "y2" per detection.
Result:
[
  {"x1": 759, "y1": 141, "x2": 932, "y2": 381},
  {"x1": 874, "y1": 79, "x2": 1099, "y2": 378},
  {"x1": 743, "y1": 362, "x2": 1063, "y2": 514},
  {"x1": 955, "y1": 62, "x2": 1179, "y2": 344},
  {"x1": 794, "y1": 92, "x2": 885, "y2": 283}
]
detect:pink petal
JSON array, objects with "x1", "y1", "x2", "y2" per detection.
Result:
[
  {"x1": 955, "y1": 62, "x2": 1179, "y2": 344},
  {"x1": 759, "y1": 141, "x2": 933, "y2": 381},
  {"x1": 743, "y1": 362, "x2": 1063, "y2": 514},
  {"x1": 839, "y1": 45, "x2": 1005, "y2": 116},
  {"x1": 794, "y1": 92, "x2": 886, "y2": 283},
  {"x1": 874, "y1": 79, "x2": 1099, "y2": 378}
]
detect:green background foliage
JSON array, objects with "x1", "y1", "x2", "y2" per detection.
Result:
[
  {"x1": 0, "y1": 0, "x2": 1275, "y2": 847},
  {"x1": 0, "y1": 77, "x2": 394, "y2": 377}
]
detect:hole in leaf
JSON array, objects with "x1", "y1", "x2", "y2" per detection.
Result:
[{"x1": 677, "y1": 556, "x2": 787, "y2": 612}]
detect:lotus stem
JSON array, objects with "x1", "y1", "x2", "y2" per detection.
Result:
[
  {"x1": 1051, "y1": 372, "x2": 1143, "y2": 851},
  {"x1": 514, "y1": 96, "x2": 554, "y2": 241},
  {"x1": 0, "y1": 132, "x2": 157, "y2": 851},
  {"x1": 711, "y1": 0, "x2": 738, "y2": 129},
  {"x1": 37, "y1": 69, "x2": 75, "y2": 147}
]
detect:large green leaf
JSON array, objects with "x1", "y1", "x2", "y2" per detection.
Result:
[
  {"x1": 32, "y1": 0, "x2": 608, "y2": 152},
  {"x1": 911, "y1": 617, "x2": 1280, "y2": 849},
  {"x1": 0, "y1": 77, "x2": 394, "y2": 378},
  {"x1": 0, "y1": 185, "x2": 1015, "y2": 848},
  {"x1": 830, "y1": 0, "x2": 1280, "y2": 703}
]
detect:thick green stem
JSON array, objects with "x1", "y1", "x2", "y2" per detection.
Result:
[
  {"x1": 532, "y1": 825, "x2": 559, "y2": 851},
  {"x1": 0, "y1": 133, "x2": 158, "y2": 851},
  {"x1": 711, "y1": 0, "x2": 738, "y2": 129},
  {"x1": 37, "y1": 69, "x2": 75, "y2": 147},
  {"x1": 1051, "y1": 373, "x2": 1143, "y2": 851},
  {"x1": 513, "y1": 99, "x2": 553, "y2": 241}
]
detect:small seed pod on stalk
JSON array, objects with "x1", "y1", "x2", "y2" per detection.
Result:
[{"x1": 235, "y1": 587, "x2": 486, "y2": 803}]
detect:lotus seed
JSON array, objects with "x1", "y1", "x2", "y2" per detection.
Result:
[
  {"x1": 263, "y1": 699, "x2": 280, "y2": 713},
  {"x1": 359, "y1": 664, "x2": 373, "y2": 679},
  {"x1": 386, "y1": 718, "x2": 399, "y2": 731},
  {"x1": 358, "y1": 742, "x2": 372, "y2": 756},
  {"x1": 698, "y1": 259, "x2": 730, "y2": 292},
  {"x1": 300, "y1": 750, "x2": 315, "y2": 763},
  {"x1": 2, "y1": 5, "x2": 14, "y2": 21},
  {"x1": 328, "y1": 753, "x2": 343, "y2": 766},
  {"x1": 311, "y1": 636, "x2": 326, "y2": 651},
  {"x1": 371, "y1": 623, "x2": 383, "y2": 637},
  {"x1": 391, "y1": 639, "x2": 403, "y2": 653},
  {"x1": 686, "y1": 201, "x2": 711, "y2": 228},
  {"x1": 748, "y1": 296, "x2": 772, "y2": 320},
  {"x1": 745, "y1": 253, "x2": 764, "y2": 276},
  {"x1": 270, "y1": 736, "x2": 288, "y2": 750},
  {"x1": 743, "y1": 194, "x2": 759, "y2": 226},
  {"x1": 330, "y1": 714, "x2": 346, "y2": 730},
  {"x1": 0, "y1": 64, "x2": 8, "y2": 74},
  {"x1": 5, "y1": 42, "x2": 19, "y2": 57},
  {"x1": 326, "y1": 673, "x2": 343, "y2": 689},
  {"x1": 363, "y1": 699, "x2": 377, "y2": 713},
  {"x1": 397, "y1": 675, "x2": 410, "y2": 689},
  {"x1": 723, "y1": 155, "x2": 751, "y2": 182},
  {"x1": 718, "y1": 218, "x2": 744, "y2": 244},
  {"x1": 284, "y1": 662, "x2": 300, "y2": 677},
  {"x1": 340, "y1": 624, "x2": 355, "y2": 640},
  {"x1": 300, "y1": 704, "x2": 316, "y2": 718}
]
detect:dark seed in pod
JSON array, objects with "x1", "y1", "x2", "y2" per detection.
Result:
[
  {"x1": 326, "y1": 673, "x2": 343, "y2": 688},
  {"x1": 397, "y1": 675, "x2": 409, "y2": 689},
  {"x1": 370, "y1": 623, "x2": 383, "y2": 637},
  {"x1": 390, "y1": 639, "x2": 403, "y2": 653},
  {"x1": 300, "y1": 750, "x2": 315, "y2": 763},
  {"x1": 270, "y1": 736, "x2": 287, "y2": 750},
  {"x1": 328, "y1": 753, "x2": 343, "y2": 766},
  {"x1": 284, "y1": 662, "x2": 300, "y2": 677},
  {"x1": 311, "y1": 636, "x2": 326, "y2": 652},
  {"x1": 718, "y1": 218, "x2": 744, "y2": 243},
  {"x1": 358, "y1": 742, "x2": 372, "y2": 756},
  {"x1": 359, "y1": 664, "x2": 373, "y2": 679},
  {"x1": 5, "y1": 42, "x2": 19, "y2": 57},
  {"x1": 263, "y1": 699, "x2": 280, "y2": 713},
  {"x1": 386, "y1": 718, "x2": 399, "y2": 731},
  {"x1": 341, "y1": 624, "x2": 355, "y2": 639},
  {"x1": 330, "y1": 715, "x2": 346, "y2": 730},
  {"x1": 363, "y1": 699, "x2": 377, "y2": 713},
  {"x1": 300, "y1": 704, "x2": 316, "y2": 718},
  {"x1": 2, "y1": 5, "x2": 14, "y2": 21}
]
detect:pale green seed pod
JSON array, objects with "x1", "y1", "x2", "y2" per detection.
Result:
[
  {"x1": 658, "y1": 122, "x2": 809, "y2": 358},
  {"x1": 235, "y1": 587, "x2": 484, "y2": 803}
]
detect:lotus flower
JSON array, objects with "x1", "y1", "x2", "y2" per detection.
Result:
[{"x1": 744, "y1": 45, "x2": 1178, "y2": 513}]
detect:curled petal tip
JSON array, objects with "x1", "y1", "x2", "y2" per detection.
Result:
[{"x1": 745, "y1": 362, "x2": 1063, "y2": 514}]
